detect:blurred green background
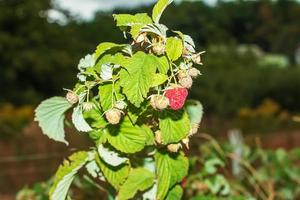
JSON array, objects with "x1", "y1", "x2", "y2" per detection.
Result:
[{"x1": 0, "y1": 0, "x2": 300, "y2": 198}]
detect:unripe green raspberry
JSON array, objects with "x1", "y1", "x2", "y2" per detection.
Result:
[
  {"x1": 179, "y1": 76, "x2": 193, "y2": 88},
  {"x1": 177, "y1": 70, "x2": 188, "y2": 79},
  {"x1": 66, "y1": 91, "x2": 79, "y2": 104},
  {"x1": 188, "y1": 68, "x2": 201, "y2": 78},
  {"x1": 114, "y1": 100, "x2": 127, "y2": 110},
  {"x1": 105, "y1": 108, "x2": 122, "y2": 125},
  {"x1": 155, "y1": 130, "x2": 162, "y2": 144},
  {"x1": 167, "y1": 143, "x2": 182, "y2": 153},
  {"x1": 150, "y1": 95, "x2": 169, "y2": 110},
  {"x1": 191, "y1": 53, "x2": 202, "y2": 65},
  {"x1": 152, "y1": 43, "x2": 165, "y2": 55}
]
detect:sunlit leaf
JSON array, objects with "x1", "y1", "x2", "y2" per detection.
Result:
[
  {"x1": 35, "y1": 97, "x2": 72, "y2": 145},
  {"x1": 118, "y1": 168, "x2": 155, "y2": 200},
  {"x1": 49, "y1": 151, "x2": 90, "y2": 200},
  {"x1": 72, "y1": 105, "x2": 92, "y2": 132},
  {"x1": 152, "y1": 0, "x2": 173, "y2": 24}
]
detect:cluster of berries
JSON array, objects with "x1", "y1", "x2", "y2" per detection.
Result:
[
  {"x1": 104, "y1": 101, "x2": 127, "y2": 125},
  {"x1": 150, "y1": 67, "x2": 201, "y2": 111},
  {"x1": 66, "y1": 90, "x2": 94, "y2": 111}
]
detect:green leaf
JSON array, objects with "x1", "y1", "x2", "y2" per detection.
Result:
[
  {"x1": 156, "y1": 56, "x2": 170, "y2": 74},
  {"x1": 98, "y1": 144, "x2": 128, "y2": 167},
  {"x1": 204, "y1": 158, "x2": 224, "y2": 175},
  {"x1": 151, "y1": 73, "x2": 168, "y2": 87},
  {"x1": 86, "y1": 160, "x2": 102, "y2": 178},
  {"x1": 152, "y1": 0, "x2": 173, "y2": 24},
  {"x1": 114, "y1": 13, "x2": 152, "y2": 27},
  {"x1": 120, "y1": 52, "x2": 158, "y2": 107},
  {"x1": 95, "y1": 53, "x2": 129, "y2": 72},
  {"x1": 99, "y1": 81, "x2": 124, "y2": 112},
  {"x1": 35, "y1": 97, "x2": 72, "y2": 145},
  {"x1": 98, "y1": 83, "x2": 112, "y2": 112},
  {"x1": 165, "y1": 185, "x2": 183, "y2": 200},
  {"x1": 130, "y1": 25, "x2": 146, "y2": 39},
  {"x1": 140, "y1": 24, "x2": 168, "y2": 39},
  {"x1": 118, "y1": 168, "x2": 155, "y2": 200},
  {"x1": 95, "y1": 42, "x2": 124, "y2": 59},
  {"x1": 185, "y1": 100, "x2": 203, "y2": 124},
  {"x1": 166, "y1": 37, "x2": 183, "y2": 61},
  {"x1": 102, "y1": 117, "x2": 152, "y2": 153},
  {"x1": 142, "y1": 124, "x2": 155, "y2": 146},
  {"x1": 204, "y1": 174, "x2": 230, "y2": 195},
  {"x1": 72, "y1": 105, "x2": 92, "y2": 132},
  {"x1": 84, "y1": 108, "x2": 108, "y2": 129},
  {"x1": 96, "y1": 155, "x2": 130, "y2": 190},
  {"x1": 113, "y1": 13, "x2": 152, "y2": 38},
  {"x1": 127, "y1": 102, "x2": 148, "y2": 124},
  {"x1": 49, "y1": 151, "x2": 90, "y2": 200},
  {"x1": 155, "y1": 151, "x2": 189, "y2": 199},
  {"x1": 159, "y1": 110, "x2": 190, "y2": 144}
]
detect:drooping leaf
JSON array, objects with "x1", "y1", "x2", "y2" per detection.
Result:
[
  {"x1": 155, "y1": 151, "x2": 189, "y2": 199},
  {"x1": 152, "y1": 0, "x2": 173, "y2": 24},
  {"x1": 165, "y1": 185, "x2": 183, "y2": 200},
  {"x1": 118, "y1": 168, "x2": 155, "y2": 200},
  {"x1": 102, "y1": 117, "x2": 152, "y2": 153},
  {"x1": 140, "y1": 23, "x2": 168, "y2": 39},
  {"x1": 99, "y1": 82, "x2": 123, "y2": 112},
  {"x1": 84, "y1": 107, "x2": 108, "y2": 129},
  {"x1": 35, "y1": 97, "x2": 72, "y2": 145},
  {"x1": 159, "y1": 110, "x2": 190, "y2": 144},
  {"x1": 49, "y1": 151, "x2": 90, "y2": 200},
  {"x1": 98, "y1": 144, "x2": 128, "y2": 167},
  {"x1": 185, "y1": 100, "x2": 203, "y2": 124},
  {"x1": 156, "y1": 56, "x2": 170, "y2": 74},
  {"x1": 173, "y1": 31, "x2": 196, "y2": 53},
  {"x1": 166, "y1": 37, "x2": 183, "y2": 61},
  {"x1": 151, "y1": 73, "x2": 168, "y2": 87},
  {"x1": 96, "y1": 155, "x2": 130, "y2": 190},
  {"x1": 120, "y1": 52, "x2": 159, "y2": 107},
  {"x1": 72, "y1": 105, "x2": 92, "y2": 132}
]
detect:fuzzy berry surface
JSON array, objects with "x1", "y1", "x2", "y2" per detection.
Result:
[{"x1": 165, "y1": 87, "x2": 188, "y2": 110}]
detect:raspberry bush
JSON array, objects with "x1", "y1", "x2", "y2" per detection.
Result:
[{"x1": 35, "y1": 0, "x2": 204, "y2": 199}]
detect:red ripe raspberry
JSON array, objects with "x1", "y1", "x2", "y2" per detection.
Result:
[{"x1": 165, "y1": 87, "x2": 188, "y2": 110}]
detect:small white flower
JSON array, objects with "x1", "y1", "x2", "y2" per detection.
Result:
[
  {"x1": 100, "y1": 64, "x2": 113, "y2": 81},
  {"x1": 78, "y1": 54, "x2": 95, "y2": 70}
]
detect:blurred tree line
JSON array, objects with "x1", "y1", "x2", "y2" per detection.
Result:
[{"x1": 0, "y1": 0, "x2": 300, "y2": 116}]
